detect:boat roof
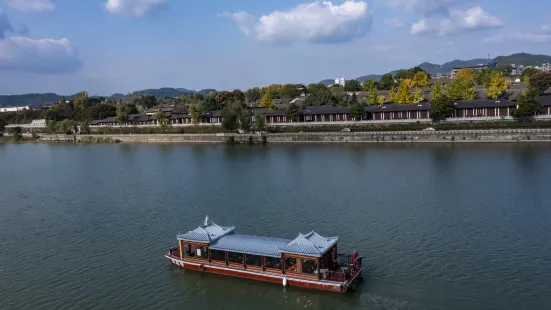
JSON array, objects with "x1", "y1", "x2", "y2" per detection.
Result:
[
  {"x1": 177, "y1": 217, "x2": 339, "y2": 258},
  {"x1": 209, "y1": 234, "x2": 291, "y2": 258},
  {"x1": 279, "y1": 231, "x2": 339, "y2": 257},
  {"x1": 177, "y1": 218, "x2": 235, "y2": 243}
]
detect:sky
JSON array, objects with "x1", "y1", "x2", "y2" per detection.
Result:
[{"x1": 0, "y1": 0, "x2": 549, "y2": 96}]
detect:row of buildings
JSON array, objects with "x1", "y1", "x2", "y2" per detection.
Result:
[{"x1": 88, "y1": 96, "x2": 551, "y2": 127}]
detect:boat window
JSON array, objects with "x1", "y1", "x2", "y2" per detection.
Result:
[
  {"x1": 210, "y1": 250, "x2": 226, "y2": 262},
  {"x1": 227, "y1": 252, "x2": 244, "y2": 265},
  {"x1": 284, "y1": 257, "x2": 298, "y2": 273},
  {"x1": 246, "y1": 254, "x2": 263, "y2": 268},
  {"x1": 196, "y1": 246, "x2": 208, "y2": 259},
  {"x1": 301, "y1": 259, "x2": 318, "y2": 275},
  {"x1": 183, "y1": 244, "x2": 195, "y2": 257},
  {"x1": 264, "y1": 257, "x2": 281, "y2": 269}
]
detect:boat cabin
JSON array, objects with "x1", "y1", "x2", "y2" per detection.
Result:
[{"x1": 167, "y1": 217, "x2": 362, "y2": 288}]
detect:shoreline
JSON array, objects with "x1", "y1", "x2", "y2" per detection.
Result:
[{"x1": 2, "y1": 129, "x2": 545, "y2": 144}]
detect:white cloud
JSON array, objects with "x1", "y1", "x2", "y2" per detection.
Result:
[
  {"x1": 104, "y1": 0, "x2": 166, "y2": 17},
  {"x1": 384, "y1": 18, "x2": 404, "y2": 28},
  {"x1": 222, "y1": 1, "x2": 373, "y2": 44},
  {"x1": 0, "y1": 37, "x2": 82, "y2": 74},
  {"x1": 541, "y1": 24, "x2": 551, "y2": 35},
  {"x1": 4, "y1": 0, "x2": 55, "y2": 13},
  {"x1": 411, "y1": 6, "x2": 501, "y2": 35}
]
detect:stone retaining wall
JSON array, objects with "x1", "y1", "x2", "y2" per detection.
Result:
[{"x1": 37, "y1": 129, "x2": 551, "y2": 144}]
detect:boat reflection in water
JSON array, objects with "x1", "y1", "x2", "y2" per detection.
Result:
[{"x1": 165, "y1": 216, "x2": 364, "y2": 292}]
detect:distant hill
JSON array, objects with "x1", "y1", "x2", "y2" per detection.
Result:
[{"x1": 319, "y1": 53, "x2": 550, "y2": 84}]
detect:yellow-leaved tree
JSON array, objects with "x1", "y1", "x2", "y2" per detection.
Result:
[
  {"x1": 412, "y1": 72, "x2": 429, "y2": 88},
  {"x1": 455, "y1": 68, "x2": 474, "y2": 82},
  {"x1": 413, "y1": 88, "x2": 424, "y2": 103},
  {"x1": 260, "y1": 89, "x2": 276, "y2": 110},
  {"x1": 430, "y1": 82, "x2": 444, "y2": 101},
  {"x1": 395, "y1": 79, "x2": 414, "y2": 104},
  {"x1": 388, "y1": 87, "x2": 397, "y2": 103},
  {"x1": 377, "y1": 95, "x2": 386, "y2": 106},
  {"x1": 485, "y1": 72, "x2": 509, "y2": 99}
]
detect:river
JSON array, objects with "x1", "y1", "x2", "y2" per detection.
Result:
[{"x1": 1, "y1": 143, "x2": 550, "y2": 310}]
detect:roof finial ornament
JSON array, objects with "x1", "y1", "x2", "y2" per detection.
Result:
[{"x1": 204, "y1": 215, "x2": 209, "y2": 226}]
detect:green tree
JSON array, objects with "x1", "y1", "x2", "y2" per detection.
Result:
[
  {"x1": 429, "y1": 95, "x2": 454, "y2": 121},
  {"x1": 379, "y1": 73, "x2": 396, "y2": 90},
  {"x1": 188, "y1": 103, "x2": 204, "y2": 125},
  {"x1": 221, "y1": 101, "x2": 245, "y2": 131},
  {"x1": 513, "y1": 88, "x2": 540, "y2": 118},
  {"x1": 116, "y1": 104, "x2": 129, "y2": 133},
  {"x1": 232, "y1": 89, "x2": 246, "y2": 103},
  {"x1": 520, "y1": 67, "x2": 539, "y2": 82},
  {"x1": 279, "y1": 84, "x2": 301, "y2": 99},
  {"x1": 286, "y1": 101, "x2": 301, "y2": 122},
  {"x1": 204, "y1": 92, "x2": 218, "y2": 110},
  {"x1": 245, "y1": 87, "x2": 262, "y2": 102},
  {"x1": 215, "y1": 91, "x2": 234, "y2": 107},
  {"x1": 344, "y1": 80, "x2": 362, "y2": 93},
  {"x1": 485, "y1": 72, "x2": 509, "y2": 99},
  {"x1": 253, "y1": 113, "x2": 266, "y2": 130},
  {"x1": 350, "y1": 92, "x2": 359, "y2": 105},
  {"x1": 47, "y1": 120, "x2": 58, "y2": 137},
  {"x1": 304, "y1": 83, "x2": 333, "y2": 106},
  {"x1": 238, "y1": 108, "x2": 251, "y2": 132},
  {"x1": 155, "y1": 111, "x2": 169, "y2": 133},
  {"x1": 133, "y1": 94, "x2": 157, "y2": 109},
  {"x1": 395, "y1": 69, "x2": 413, "y2": 80},
  {"x1": 528, "y1": 71, "x2": 551, "y2": 94},
  {"x1": 80, "y1": 122, "x2": 90, "y2": 135},
  {"x1": 348, "y1": 103, "x2": 364, "y2": 121}
]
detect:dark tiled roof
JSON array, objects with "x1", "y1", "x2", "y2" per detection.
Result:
[
  {"x1": 539, "y1": 95, "x2": 551, "y2": 106},
  {"x1": 303, "y1": 106, "x2": 350, "y2": 114},
  {"x1": 366, "y1": 102, "x2": 430, "y2": 112},
  {"x1": 253, "y1": 108, "x2": 286, "y2": 116},
  {"x1": 453, "y1": 99, "x2": 516, "y2": 109},
  {"x1": 168, "y1": 113, "x2": 190, "y2": 120}
]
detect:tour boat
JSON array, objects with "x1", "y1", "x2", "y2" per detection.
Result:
[{"x1": 165, "y1": 216, "x2": 364, "y2": 292}]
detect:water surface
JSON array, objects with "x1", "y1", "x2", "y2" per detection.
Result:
[{"x1": 1, "y1": 143, "x2": 550, "y2": 310}]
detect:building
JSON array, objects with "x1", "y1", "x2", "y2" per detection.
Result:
[
  {"x1": 541, "y1": 62, "x2": 551, "y2": 73},
  {"x1": 0, "y1": 105, "x2": 30, "y2": 113},
  {"x1": 334, "y1": 78, "x2": 346, "y2": 87},
  {"x1": 450, "y1": 62, "x2": 497, "y2": 79}
]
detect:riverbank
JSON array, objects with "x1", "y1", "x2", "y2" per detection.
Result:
[{"x1": 30, "y1": 129, "x2": 551, "y2": 144}]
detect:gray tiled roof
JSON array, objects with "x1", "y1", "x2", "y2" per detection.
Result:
[
  {"x1": 366, "y1": 102, "x2": 430, "y2": 112},
  {"x1": 279, "y1": 231, "x2": 338, "y2": 257},
  {"x1": 210, "y1": 234, "x2": 291, "y2": 258},
  {"x1": 177, "y1": 221, "x2": 235, "y2": 243},
  {"x1": 453, "y1": 99, "x2": 515, "y2": 109}
]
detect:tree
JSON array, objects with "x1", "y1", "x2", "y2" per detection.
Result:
[
  {"x1": 84, "y1": 104, "x2": 116, "y2": 121},
  {"x1": 455, "y1": 68, "x2": 474, "y2": 82},
  {"x1": 520, "y1": 67, "x2": 539, "y2": 82},
  {"x1": 47, "y1": 120, "x2": 58, "y2": 136},
  {"x1": 245, "y1": 87, "x2": 262, "y2": 102},
  {"x1": 377, "y1": 95, "x2": 386, "y2": 105},
  {"x1": 350, "y1": 92, "x2": 359, "y2": 105},
  {"x1": 286, "y1": 101, "x2": 301, "y2": 122},
  {"x1": 430, "y1": 82, "x2": 444, "y2": 101},
  {"x1": 366, "y1": 85, "x2": 378, "y2": 105},
  {"x1": 528, "y1": 71, "x2": 551, "y2": 94},
  {"x1": 344, "y1": 80, "x2": 362, "y2": 93},
  {"x1": 412, "y1": 72, "x2": 429, "y2": 88},
  {"x1": 232, "y1": 89, "x2": 245, "y2": 103},
  {"x1": 203, "y1": 92, "x2": 218, "y2": 110},
  {"x1": 253, "y1": 113, "x2": 266, "y2": 130},
  {"x1": 446, "y1": 78, "x2": 476, "y2": 100},
  {"x1": 73, "y1": 91, "x2": 89, "y2": 110},
  {"x1": 304, "y1": 83, "x2": 333, "y2": 106},
  {"x1": 388, "y1": 87, "x2": 397, "y2": 103},
  {"x1": 155, "y1": 111, "x2": 169, "y2": 132},
  {"x1": 362, "y1": 79, "x2": 376, "y2": 91},
  {"x1": 80, "y1": 122, "x2": 91, "y2": 135},
  {"x1": 221, "y1": 101, "x2": 245, "y2": 131},
  {"x1": 188, "y1": 103, "x2": 204, "y2": 124},
  {"x1": 413, "y1": 88, "x2": 424, "y2": 103},
  {"x1": 133, "y1": 94, "x2": 157, "y2": 109},
  {"x1": 348, "y1": 103, "x2": 364, "y2": 121},
  {"x1": 475, "y1": 68, "x2": 498, "y2": 86},
  {"x1": 395, "y1": 79, "x2": 414, "y2": 104},
  {"x1": 429, "y1": 95, "x2": 454, "y2": 121},
  {"x1": 513, "y1": 88, "x2": 539, "y2": 118},
  {"x1": 379, "y1": 73, "x2": 395, "y2": 90},
  {"x1": 260, "y1": 90, "x2": 276, "y2": 110},
  {"x1": 279, "y1": 84, "x2": 301, "y2": 99},
  {"x1": 116, "y1": 104, "x2": 129, "y2": 133},
  {"x1": 215, "y1": 91, "x2": 234, "y2": 107},
  {"x1": 485, "y1": 72, "x2": 509, "y2": 99},
  {"x1": 395, "y1": 69, "x2": 413, "y2": 80}
]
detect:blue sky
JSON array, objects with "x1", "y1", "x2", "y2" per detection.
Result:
[{"x1": 0, "y1": 0, "x2": 549, "y2": 96}]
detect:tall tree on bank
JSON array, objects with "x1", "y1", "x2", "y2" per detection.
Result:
[
  {"x1": 486, "y1": 72, "x2": 509, "y2": 99},
  {"x1": 285, "y1": 101, "x2": 300, "y2": 122},
  {"x1": 430, "y1": 95, "x2": 454, "y2": 121},
  {"x1": 189, "y1": 103, "x2": 204, "y2": 125},
  {"x1": 116, "y1": 104, "x2": 129, "y2": 133},
  {"x1": 348, "y1": 103, "x2": 365, "y2": 121},
  {"x1": 379, "y1": 73, "x2": 396, "y2": 90},
  {"x1": 513, "y1": 87, "x2": 540, "y2": 118}
]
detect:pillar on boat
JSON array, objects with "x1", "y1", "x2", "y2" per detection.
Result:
[
  {"x1": 179, "y1": 240, "x2": 183, "y2": 259},
  {"x1": 317, "y1": 258, "x2": 321, "y2": 280}
]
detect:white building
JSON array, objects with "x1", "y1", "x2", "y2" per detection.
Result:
[
  {"x1": 334, "y1": 77, "x2": 346, "y2": 87},
  {"x1": 0, "y1": 105, "x2": 30, "y2": 113},
  {"x1": 5, "y1": 119, "x2": 47, "y2": 129},
  {"x1": 541, "y1": 62, "x2": 551, "y2": 73}
]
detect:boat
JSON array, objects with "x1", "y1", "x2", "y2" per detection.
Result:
[{"x1": 165, "y1": 216, "x2": 364, "y2": 292}]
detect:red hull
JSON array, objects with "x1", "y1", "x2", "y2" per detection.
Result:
[{"x1": 165, "y1": 254, "x2": 360, "y2": 293}]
